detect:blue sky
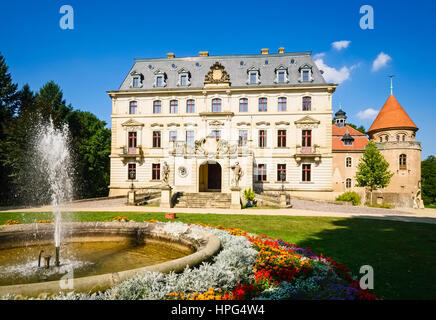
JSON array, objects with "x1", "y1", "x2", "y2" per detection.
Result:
[{"x1": 1, "y1": 0, "x2": 435, "y2": 157}]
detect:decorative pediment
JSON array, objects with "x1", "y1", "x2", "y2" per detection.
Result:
[
  {"x1": 177, "y1": 68, "x2": 190, "y2": 75},
  {"x1": 204, "y1": 62, "x2": 231, "y2": 85},
  {"x1": 294, "y1": 116, "x2": 320, "y2": 129},
  {"x1": 237, "y1": 122, "x2": 251, "y2": 126},
  {"x1": 167, "y1": 123, "x2": 180, "y2": 127},
  {"x1": 150, "y1": 123, "x2": 164, "y2": 127},
  {"x1": 121, "y1": 119, "x2": 144, "y2": 127},
  {"x1": 275, "y1": 64, "x2": 288, "y2": 72},
  {"x1": 275, "y1": 121, "x2": 290, "y2": 126},
  {"x1": 298, "y1": 63, "x2": 313, "y2": 71},
  {"x1": 256, "y1": 121, "x2": 270, "y2": 126},
  {"x1": 209, "y1": 120, "x2": 224, "y2": 127},
  {"x1": 247, "y1": 65, "x2": 260, "y2": 73},
  {"x1": 184, "y1": 122, "x2": 198, "y2": 127},
  {"x1": 153, "y1": 69, "x2": 166, "y2": 76}
]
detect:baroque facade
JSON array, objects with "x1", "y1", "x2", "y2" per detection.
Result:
[{"x1": 108, "y1": 49, "x2": 336, "y2": 198}]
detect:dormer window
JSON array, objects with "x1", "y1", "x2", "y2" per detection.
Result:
[
  {"x1": 274, "y1": 65, "x2": 289, "y2": 84},
  {"x1": 177, "y1": 69, "x2": 191, "y2": 87},
  {"x1": 299, "y1": 64, "x2": 313, "y2": 82},
  {"x1": 247, "y1": 67, "x2": 260, "y2": 85},
  {"x1": 153, "y1": 70, "x2": 167, "y2": 87},
  {"x1": 130, "y1": 71, "x2": 143, "y2": 88}
]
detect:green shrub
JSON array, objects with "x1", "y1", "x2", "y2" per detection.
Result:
[
  {"x1": 336, "y1": 191, "x2": 362, "y2": 206},
  {"x1": 243, "y1": 188, "x2": 256, "y2": 202},
  {"x1": 368, "y1": 203, "x2": 393, "y2": 209}
]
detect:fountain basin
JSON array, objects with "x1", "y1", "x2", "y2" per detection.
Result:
[{"x1": 0, "y1": 222, "x2": 221, "y2": 297}]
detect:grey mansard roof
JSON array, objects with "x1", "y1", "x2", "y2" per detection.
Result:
[{"x1": 117, "y1": 51, "x2": 330, "y2": 91}]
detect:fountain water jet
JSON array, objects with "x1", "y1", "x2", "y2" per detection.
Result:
[{"x1": 34, "y1": 119, "x2": 73, "y2": 268}]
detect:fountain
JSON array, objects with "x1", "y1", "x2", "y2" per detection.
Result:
[{"x1": 0, "y1": 120, "x2": 221, "y2": 297}]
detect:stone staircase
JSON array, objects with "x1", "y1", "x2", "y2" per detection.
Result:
[{"x1": 173, "y1": 192, "x2": 231, "y2": 209}]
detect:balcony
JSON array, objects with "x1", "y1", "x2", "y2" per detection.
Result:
[
  {"x1": 294, "y1": 144, "x2": 321, "y2": 164},
  {"x1": 118, "y1": 146, "x2": 144, "y2": 164}
]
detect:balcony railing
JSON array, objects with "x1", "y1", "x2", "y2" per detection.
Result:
[
  {"x1": 119, "y1": 146, "x2": 144, "y2": 164},
  {"x1": 294, "y1": 144, "x2": 321, "y2": 164}
]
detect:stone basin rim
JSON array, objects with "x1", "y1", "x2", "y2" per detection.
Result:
[{"x1": 0, "y1": 221, "x2": 221, "y2": 297}]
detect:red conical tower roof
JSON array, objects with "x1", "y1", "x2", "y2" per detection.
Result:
[{"x1": 368, "y1": 94, "x2": 418, "y2": 134}]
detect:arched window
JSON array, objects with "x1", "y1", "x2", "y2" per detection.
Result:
[
  {"x1": 129, "y1": 101, "x2": 137, "y2": 114},
  {"x1": 399, "y1": 154, "x2": 407, "y2": 170},
  {"x1": 212, "y1": 98, "x2": 222, "y2": 112},
  {"x1": 153, "y1": 100, "x2": 161, "y2": 114},
  {"x1": 385, "y1": 135, "x2": 389, "y2": 142},
  {"x1": 302, "y1": 96, "x2": 311, "y2": 111},
  {"x1": 345, "y1": 178, "x2": 352, "y2": 189},
  {"x1": 186, "y1": 99, "x2": 195, "y2": 113},
  {"x1": 278, "y1": 97, "x2": 287, "y2": 112},
  {"x1": 346, "y1": 157, "x2": 352, "y2": 168},
  {"x1": 258, "y1": 97, "x2": 267, "y2": 112},
  {"x1": 239, "y1": 98, "x2": 248, "y2": 112},
  {"x1": 170, "y1": 100, "x2": 178, "y2": 113}
]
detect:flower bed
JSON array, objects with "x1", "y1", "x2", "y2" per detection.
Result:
[{"x1": 1, "y1": 220, "x2": 375, "y2": 300}]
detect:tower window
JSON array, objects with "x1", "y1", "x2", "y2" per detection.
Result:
[
  {"x1": 346, "y1": 178, "x2": 352, "y2": 189},
  {"x1": 399, "y1": 154, "x2": 407, "y2": 170},
  {"x1": 346, "y1": 157, "x2": 352, "y2": 168}
]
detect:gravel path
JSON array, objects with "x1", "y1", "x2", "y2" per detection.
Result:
[{"x1": 290, "y1": 198, "x2": 409, "y2": 215}]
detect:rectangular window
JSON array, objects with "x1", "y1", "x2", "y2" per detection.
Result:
[
  {"x1": 186, "y1": 99, "x2": 195, "y2": 113},
  {"x1": 257, "y1": 164, "x2": 267, "y2": 182},
  {"x1": 250, "y1": 72, "x2": 257, "y2": 84},
  {"x1": 212, "y1": 130, "x2": 221, "y2": 141},
  {"x1": 169, "y1": 130, "x2": 177, "y2": 142},
  {"x1": 278, "y1": 71, "x2": 285, "y2": 83},
  {"x1": 152, "y1": 163, "x2": 160, "y2": 180},
  {"x1": 132, "y1": 77, "x2": 139, "y2": 88},
  {"x1": 239, "y1": 130, "x2": 248, "y2": 146},
  {"x1": 212, "y1": 98, "x2": 222, "y2": 112},
  {"x1": 259, "y1": 130, "x2": 267, "y2": 148},
  {"x1": 170, "y1": 100, "x2": 178, "y2": 114},
  {"x1": 302, "y1": 70, "x2": 309, "y2": 82},
  {"x1": 277, "y1": 130, "x2": 287, "y2": 148},
  {"x1": 152, "y1": 131, "x2": 161, "y2": 148},
  {"x1": 128, "y1": 163, "x2": 136, "y2": 180},
  {"x1": 259, "y1": 98, "x2": 267, "y2": 112},
  {"x1": 128, "y1": 132, "x2": 137, "y2": 153},
  {"x1": 278, "y1": 97, "x2": 287, "y2": 112},
  {"x1": 129, "y1": 101, "x2": 137, "y2": 114},
  {"x1": 302, "y1": 164, "x2": 311, "y2": 182},
  {"x1": 156, "y1": 76, "x2": 163, "y2": 87},
  {"x1": 180, "y1": 75, "x2": 187, "y2": 86},
  {"x1": 239, "y1": 98, "x2": 248, "y2": 112},
  {"x1": 153, "y1": 100, "x2": 161, "y2": 114},
  {"x1": 302, "y1": 130, "x2": 312, "y2": 153},
  {"x1": 302, "y1": 97, "x2": 311, "y2": 111},
  {"x1": 277, "y1": 164, "x2": 286, "y2": 181},
  {"x1": 186, "y1": 130, "x2": 194, "y2": 147}
]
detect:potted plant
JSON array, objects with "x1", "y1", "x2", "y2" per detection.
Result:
[{"x1": 243, "y1": 188, "x2": 256, "y2": 207}]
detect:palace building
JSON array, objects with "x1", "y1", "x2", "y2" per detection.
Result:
[{"x1": 107, "y1": 49, "x2": 423, "y2": 208}]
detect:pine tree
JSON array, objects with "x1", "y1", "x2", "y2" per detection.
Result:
[{"x1": 355, "y1": 140, "x2": 394, "y2": 203}]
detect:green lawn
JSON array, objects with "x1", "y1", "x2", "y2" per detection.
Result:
[
  {"x1": 1, "y1": 211, "x2": 436, "y2": 300},
  {"x1": 425, "y1": 204, "x2": 436, "y2": 209}
]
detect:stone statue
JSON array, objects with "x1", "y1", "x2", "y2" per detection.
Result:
[
  {"x1": 231, "y1": 162, "x2": 243, "y2": 187},
  {"x1": 162, "y1": 161, "x2": 170, "y2": 185}
]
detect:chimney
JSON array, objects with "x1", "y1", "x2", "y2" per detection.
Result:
[
  {"x1": 199, "y1": 51, "x2": 209, "y2": 57},
  {"x1": 278, "y1": 47, "x2": 285, "y2": 54},
  {"x1": 167, "y1": 52, "x2": 175, "y2": 59},
  {"x1": 261, "y1": 48, "x2": 269, "y2": 55}
]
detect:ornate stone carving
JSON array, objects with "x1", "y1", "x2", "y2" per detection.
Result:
[
  {"x1": 204, "y1": 62, "x2": 230, "y2": 84},
  {"x1": 162, "y1": 161, "x2": 170, "y2": 185},
  {"x1": 231, "y1": 162, "x2": 243, "y2": 187}
]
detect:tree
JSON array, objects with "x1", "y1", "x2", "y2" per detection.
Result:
[
  {"x1": 348, "y1": 123, "x2": 366, "y2": 134},
  {"x1": 0, "y1": 53, "x2": 18, "y2": 204},
  {"x1": 422, "y1": 155, "x2": 436, "y2": 205},
  {"x1": 355, "y1": 140, "x2": 394, "y2": 203}
]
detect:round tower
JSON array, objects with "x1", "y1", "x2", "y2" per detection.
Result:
[{"x1": 367, "y1": 94, "x2": 423, "y2": 208}]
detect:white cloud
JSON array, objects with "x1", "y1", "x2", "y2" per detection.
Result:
[
  {"x1": 357, "y1": 108, "x2": 379, "y2": 120},
  {"x1": 332, "y1": 40, "x2": 351, "y2": 51},
  {"x1": 314, "y1": 58, "x2": 353, "y2": 84},
  {"x1": 372, "y1": 52, "x2": 392, "y2": 71},
  {"x1": 313, "y1": 52, "x2": 326, "y2": 60}
]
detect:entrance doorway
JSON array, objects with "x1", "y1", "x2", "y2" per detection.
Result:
[{"x1": 199, "y1": 161, "x2": 222, "y2": 192}]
